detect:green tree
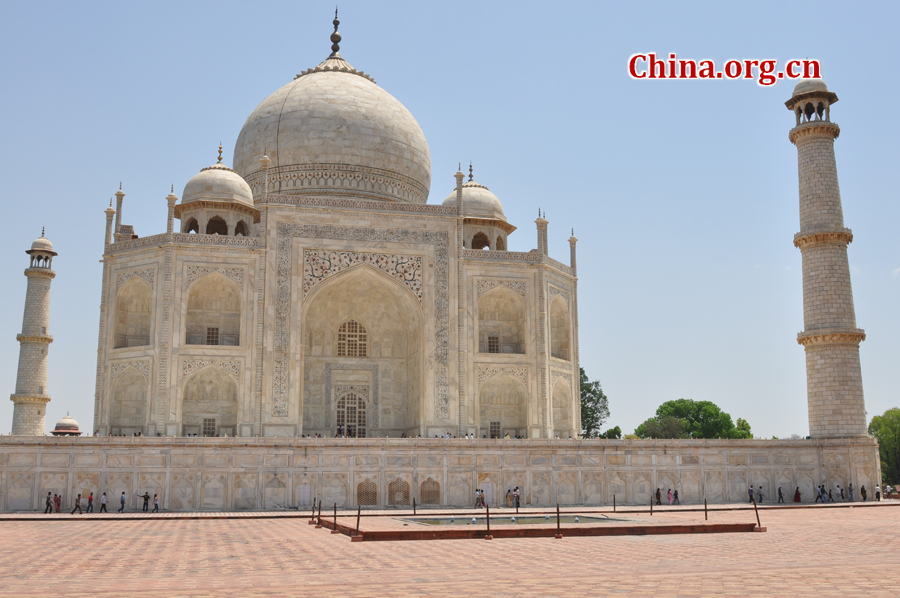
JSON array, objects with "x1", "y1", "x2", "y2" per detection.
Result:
[
  {"x1": 600, "y1": 426, "x2": 621, "y2": 439},
  {"x1": 634, "y1": 399, "x2": 751, "y2": 439},
  {"x1": 580, "y1": 367, "x2": 610, "y2": 437},
  {"x1": 868, "y1": 408, "x2": 900, "y2": 484}
]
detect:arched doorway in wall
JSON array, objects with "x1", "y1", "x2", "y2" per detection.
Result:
[
  {"x1": 109, "y1": 367, "x2": 149, "y2": 435},
  {"x1": 478, "y1": 285, "x2": 526, "y2": 354},
  {"x1": 478, "y1": 373, "x2": 526, "y2": 438},
  {"x1": 336, "y1": 391, "x2": 367, "y2": 438},
  {"x1": 471, "y1": 231, "x2": 490, "y2": 250},
  {"x1": 114, "y1": 277, "x2": 152, "y2": 348},
  {"x1": 302, "y1": 266, "x2": 424, "y2": 438},
  {"x1": 185, "y1": 273, "x2": 241, "y2": 346},
  {"x1": 550, "y1": 296, "x2": 571, "y2": 361},
  {"x1": 206, "y1": 216, "x2": 227, "y2": 235},
  {"x1": 181, "y1": 367, "x2": 238, "y2": 436},
  {"x1": 552, "y1": 378, "x2": 572, "y2": 438}
]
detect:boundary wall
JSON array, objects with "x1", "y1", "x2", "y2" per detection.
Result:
[{"x1": 0, "y1": 436, "x2": 880, "y2": 511}]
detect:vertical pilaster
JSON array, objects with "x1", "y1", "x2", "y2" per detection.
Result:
[
  {"x1": 569, "y1": 231, "x2": 580, "y2": 436},
  {"x1": 157, "y1": 245, "x2": 174, "y2": 435},
  {"x1": 455, "y1": 168, "x2": 466, "y2": 436},
  {"x1": 113, "y1": 185, "x2": 125, "y2": 242},
  {"x1": 254, "y1": 153, "x2": 271, "y2": 437},
  {"x1": 94, "y1": 206, "x2": 115, "y2": 434}
]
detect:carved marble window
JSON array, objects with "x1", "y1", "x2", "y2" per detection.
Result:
[
  {"x1": 337, "y1": 320, "x2": 367, "y2": 357},
  {"x1": 488, "y1": 336, "x2": 500, "y2": 353},
  {"x1": 388, "y1": 477, "x2": 410, "y2": 506},
  {"x1": 357, "y1": 478, "x2": 377, "y2": 506},
  {"x1": 490, "y1": 421, "x2": 501, "y2": 439},
  {"x1": 336, "y1": 392, "x2": 366, "y2": 438},
  {"x1": 421, "y1": 478, "x2": 441, "y2": 505},
  {"x1": 202, "y1": 418, "x2": 216, "y2": 437}
]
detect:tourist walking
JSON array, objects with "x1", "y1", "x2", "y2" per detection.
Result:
[
  {"x1": 152, "y1": 494, "x2": 159, "y2": 513},
  {"x1": 656, "y1": 488, "x2": 662, "y2": 505},
  {"x1": 118, "y1": 492, "x2": 126, "y2": 513},
  {"x1": 793, "y1": 487, "x2": 801, "y2": 503},
  {"x1": 827, "y1": 489, "x2": 834, "y2": 502},
  {"x1": 100, "y1": 492, "x2": 108, "y2": 513},
  {"x1": 673, "y1": 489, "x2": 680, "y2": 505},
  {"x1": 861, "y1": 486, "x2": 868, "y2": 501},
  {"x1": 71, "y1": 494, "x2": 83, "y2": 514},
  {"x1": 506, "y1": 489, "x2": 512, "y2": 507},
  {"x1": 837, "y1": 485, "x2": 844, "y2": 501},
  {"x1": 875, "y1": 485, "x2": 881, "y2": 501},
  {"x1": 54, "y1": 493, "x2": 61, "y2": 513},
  {"x1": 848, "y1": 483, "x2": 854, "y2": 502},
  {"x1": 475, "y1": 489, "x2": 484, "y2": 509},
  {"x1": 757, "y1": 486, "x2": 764, "y2": 503},
  {"x1": 814, "y1": 486, "x2": 823, "y2": 503},
  {"x1": 748, "y1": 486, "x2": 754, "y2": 504},
  {"x1": 778, "y1": 486, "x2": 784, "y2": 503},
  {"x1": 667, "y1": 489, "x2": 673, "y2": 505},
  {"x1": 44, "y1": 492, "x2": 53, "y2": 514},
  {"x1": 139, "y1": 492, "x2": 150, "y2": 512},
  {"x1": 513, "y1": 487, "x2": 520, "y2": 509},
  {"x1": 86, "y1": 492, "x2": 94, "y2": 513}
]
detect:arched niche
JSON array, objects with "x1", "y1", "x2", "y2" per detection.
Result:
[
  {"x1": 495, "y1": 236, "x2": 506, "y2": 251},
  {"x1": 185, "y1": 274, "x2": 241, "y2": 346},
  {"x1": 550, "y1": 295, "x2": 571, "y2": 361},
  {"x1": 114, "y1": 277, "x2": 152, "y2": 349},
  {"x1": 109, "y1": 368, "x2": 148, "y2": 435},
  {"x1": 181, "y1": 366, "x2": 238, "y2": 436},
  {"x1": 206, "y1": 216, "x2": 227, "y2": 235},
  {"x1": 183, "y1": 217, "x2": 199, "y2": 234},
  {"x1": 479, "y1": 373, "x2": 526, "y2": 438},
  {"x1": 552, "y1": 378, "x2": 571, "y2": 438},
  {"x1": 303, "y1": 266, "x2": 424, "y2": 436},
  {"x1": 234, "y1": 220, "x2": 249, "y2": 237},
  {"x1": 471, "y1": 231, "x2": 490, "y2": 250},
  {"x1": 478, "y1": 286, "x2": 525, "y2": 354}
]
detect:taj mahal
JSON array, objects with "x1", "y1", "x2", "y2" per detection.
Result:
[{"x1": 0, "y1": 16, "x2": 881, "y2": 511}]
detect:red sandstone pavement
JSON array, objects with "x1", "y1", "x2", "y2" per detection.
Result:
[{"x1": 1, "y1": 503, "x2": 897, "y2": 597}]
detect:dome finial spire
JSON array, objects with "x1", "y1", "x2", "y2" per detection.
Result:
[
  {"x1": 41, "y1": 226, "x2": 45, "y2": 237},
  {"x1": 468, "y1": 162, "x2": 473, "y2": 182},
  {"x1": 217, "y1": 143, "x2": 223, "y2": 163},
  {"x1": 330, "y1": 7, "x2": 342, "y2": 55}
]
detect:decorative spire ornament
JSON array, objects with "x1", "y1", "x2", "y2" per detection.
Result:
[
  {"x1": 217, "y1": 143, "x2": 223, "y2": 163},
  {"x1": 468, "y1": 162, "x2": 473, "y2": 182},
  {"x1": 330, "y1": 7, "x2": 341, "y2": 54}
]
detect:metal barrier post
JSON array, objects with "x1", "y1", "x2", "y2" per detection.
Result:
[
  {"x1": 555, "y1": 503, "x2": 562, "y2": 539},
  {"x1": 485, "y1": 503, "x2": 492, "y2": 540}
]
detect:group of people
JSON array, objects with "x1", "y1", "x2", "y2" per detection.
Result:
[
  {"x1": 44, "y1": 490, "x2": 160, "y2": 514},
  {"x1": 505, "y1": 487, "x2": 522, "y2": 508},
  {"x1": 474, "y1": 488, "x2": 488, "y2": 508},
  {"x1": 654, "y1": 488, "x2": 680, "y2": 505}
]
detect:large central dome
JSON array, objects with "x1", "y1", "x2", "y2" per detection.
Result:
[{"x1": 233, "y1": 18, "x2": 431, "y2": 203}]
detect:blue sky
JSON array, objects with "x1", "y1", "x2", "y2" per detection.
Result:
[{"x1": 0, "y1": 0, "x2": 897, "y2": 437}]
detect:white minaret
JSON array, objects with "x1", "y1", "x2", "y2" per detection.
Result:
[
  {"x1": 10, "y1": 230, "x2": 57, "y2": 435},
  {"x1": 786, "y1": 79, "x2": 867, "y2": 438}
]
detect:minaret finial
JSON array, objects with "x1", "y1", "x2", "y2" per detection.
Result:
[
  {"x1": 41, "y1": 226, "x2": 45, "y2": 237},
  {"x1": 109, "y1": 198, "x2": 113, "y2": 208},
  {"x1": 330, "y1": 7, "x2": 341, "y2": 54},
  {"x1": 468, "y1": 162, "x2": 473, "y2": 182},
  {"x1": 218, "y1": 143, "x2": 223, "y2": 163},
  {"x1": 119, "y1": 181, "x2": 122, "y2": 191},
  {"x1": 171, "y1": 184, "x2": 174, "y2": 193}
]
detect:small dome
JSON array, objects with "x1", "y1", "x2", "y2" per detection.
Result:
[
  {"x1": 442, "y1": 180, "x2": 506, "y2": 221},
  {"x1": 793, "y1": 79, "x2": 828, "y2": 97},
  {"x1": 50, "y1": 414, "x2": 81, "y2": 436},
  {"x1": 181, "y1": 161, "x2": 254, "y2": 207},
  {"x1": 26, "y1": 231, "x2": 57, "y2": 256}
]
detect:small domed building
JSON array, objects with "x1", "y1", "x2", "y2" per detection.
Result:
[
  {"x1": 92, "y1": 15, "x2": 579, "y2": 440},
  {"x1": 49, "y1": 414, "x2": 81, "y2": 437}
]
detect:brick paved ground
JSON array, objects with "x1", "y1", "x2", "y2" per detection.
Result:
[{"x1": 1, "y1": 503, "x2": 897, "y2": 597}]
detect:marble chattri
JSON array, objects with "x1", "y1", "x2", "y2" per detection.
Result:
[{"x1": 233, "y1": 12, "x2": 431, "y2": 203}]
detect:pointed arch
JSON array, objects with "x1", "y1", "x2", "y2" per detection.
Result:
[
  {"x1": 185, "y1": 273, "x2": 241, "y2": 346},
  {"x1": 471, "y1": 231, "x2": 490, "y2": 250},
  {"x1": 478, "y1": 285, "x2": 526, "y2": 354},
  {"x1": 183, "y1": 217, "x2": 199, "y2": 234},
  {"x1": 114, "y1": 277, "x2": 152, "y2": 348},
  {"x1": 550, "y1": 295, "x2": 571, "y2": 361},
  {"x1": 109, "y1": 367, "x2": 149, "y2": 434},
  {"x1": 206, "y1": 216, "x2": 227, "y2": 235},
  {"x1": 181, "y1": 365, "x2": 238, "y2": 436},
  {"x1": 479, "y1": 372, "x2": 526, "y2": 438},
  {"x1": 234, "y1": 220, "x2": 249, "y2": 237},
  {"x1": 551, "y1": 377, "x2": 572, "y2": 438}
]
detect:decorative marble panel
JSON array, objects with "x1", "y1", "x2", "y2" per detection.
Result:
[
  {"x1": 115, "y1": 268, "x2": 155, "y2": 292},
  {"x1": 550, "y1": 369, "x2": 573, "y2": 388},
  {"x1": 111, "y1": 360, "x2": 151, "y2": 382},
  {"x1": 476, "y1": 279, "x2": 526, "y2": 300},
  {"x1": 325, "y1": 364, "x2": 379, "y2": 428},
  {"x1": 477, "y1": 366, "x2": 528, "y2": 389},
  {"x1": 303, "y1": 250, "x2": 422, "y2": 302},
  {"x1": 549, "y1": 286, "x2": 570, "y2": 306},
  {"x1": 186, "y1": 266, "x2": 244, "y2": 289},
  {"x1": 334, "y1": 385, "x2": 370, "y2": 401},
  {"x1": 181, "y1": 359, "x2": 241, "y2": 382}
]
